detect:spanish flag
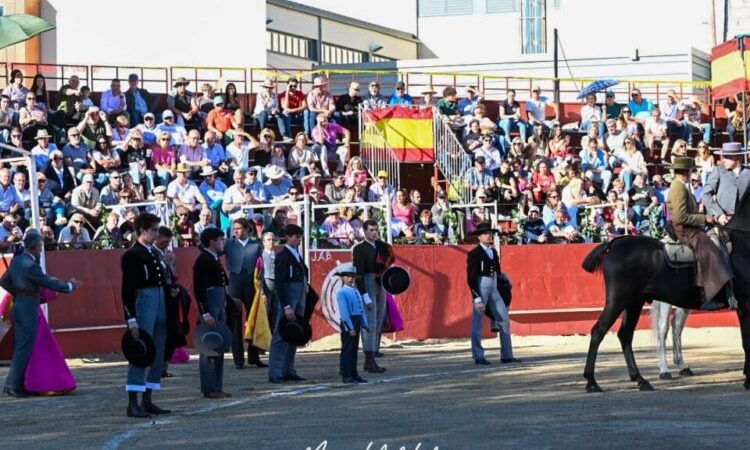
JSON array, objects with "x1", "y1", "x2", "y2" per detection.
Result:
[
  {"x1": 363, "y1": 106, "x2": 435, "y2": 162},
  {"x1": 711, "y1": 37, "x2": 750, "y2": 99}
]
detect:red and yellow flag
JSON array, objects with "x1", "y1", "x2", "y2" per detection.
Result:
[
  {"x1": 711, "y1": 37, "x2": 750, "y2": 99},
  {"x1": 363, "y1": 106, "x2": 434, "y2": 162}
]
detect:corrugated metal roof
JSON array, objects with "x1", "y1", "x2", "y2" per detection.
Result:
[{"x1": 268, "y1": 0, "x2": 420, "y2": 43}]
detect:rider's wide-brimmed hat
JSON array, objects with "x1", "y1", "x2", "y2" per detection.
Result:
[
  {"x1": 668, "y1": 156, "x2": 697, "y2": 171},
  {"x1": 713, "y1": 142, "x2": 750, "y2": 156}
]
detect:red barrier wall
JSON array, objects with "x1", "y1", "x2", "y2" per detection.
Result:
[{"x1": 0, "y1": 244, "x2": 740, "y2": 358}]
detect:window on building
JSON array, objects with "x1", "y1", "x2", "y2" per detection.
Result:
[
  {"x1": 266, "y1": 30, "x2": 314, "y2": 60},
  {"x1": 418, "y1": 0, "x2": 473, "y2": 17},
  {"x1": 553, "y1": 0, "x2": 561, "y2": 9},
  {"x1": 521, "y1": 0, "x2": 546, "y2": 54},
  {"x1": 369, "y1": 55, "x2": 395, "y2": 63},
  {"x1": 486, "y1": 0, "x2": 518, "y2": 14},
  {"x1": 321, "y1": 43, "x2": 367, "y2": 65}
]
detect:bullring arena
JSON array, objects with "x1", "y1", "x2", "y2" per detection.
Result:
[
  {"x1": 2, "y1": 244, "x2": 750, "y2": 450},
  {"x1": 2, "y1": 1, "x2": 750, "y2": 449}
]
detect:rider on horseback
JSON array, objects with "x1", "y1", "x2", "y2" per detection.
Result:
[
  {"x1": 702, "y1": 142, "x2": 750, "y2": 227},
  {"x1": 667, "y1": 156, "x2": 738, "y2": 310}
]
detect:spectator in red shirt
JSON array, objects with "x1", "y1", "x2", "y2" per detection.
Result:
[
  {"x1": 206, "y1": 96, "x2": 239, "y2": 147},
  {"x1": 279, "y1": 77, "x2": 308, "y2": 138}
]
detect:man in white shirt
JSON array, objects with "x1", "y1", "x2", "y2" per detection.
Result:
[
  {"x1": 473, "y1": 135, "x2": 502, "y2": 173},
  {"x1": 367, "y1": 170, "x2": 395, "y2": 203},
  {"x1": 166, "y1": 163, "x2": 208, "y2": 214},
  {"x1": 155, "y1": 110, "x2": 188, "y2": 146},
  {"x1": 580, "y1": 93, "x2": 603, "y2": 138},
  {"x1": 645, "y1": 107, "x2": 670, "y2": 159},
  {"x1": 225, "y1": 131, "x2": 254, "y2": 171},
  {"x1": 526, "y1": 86, "x2": 558, "y2": 137},
  {"x1": 100, "y1": 78, "x2": 127, "y2": 121},
  {"x1": 659, "y1": 90, "x2": 689, "y2": 143}
]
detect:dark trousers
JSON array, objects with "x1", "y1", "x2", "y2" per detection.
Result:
[
  {"x1": 200, "y1": 287, "x2": 226, "y2": 394},
  {"x1": 4, "y1": 296, "x2": 39, "y2": 391},
  {"x1": 340, "y1": 316, "x2": 362, "y2": 379},
  {"x1": 227, "y1": 271, "x2": 262, "y2": 366}
]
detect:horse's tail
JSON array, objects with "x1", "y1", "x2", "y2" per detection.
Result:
[{"x1": 581, "y1": 242, "x2": 610, "y2": 273}]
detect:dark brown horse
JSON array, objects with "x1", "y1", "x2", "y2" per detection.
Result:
[{"x1": 581, "y1": 220, "x2": 750, "y2": 392}]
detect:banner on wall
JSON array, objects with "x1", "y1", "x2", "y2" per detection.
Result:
[{"x1": 363, "y1": 106, "x2": 435, "y2": 162}]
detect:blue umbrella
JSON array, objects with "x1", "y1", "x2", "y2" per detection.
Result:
[{"x1": 577, "y1": 79, "x2": 619, "y2": 100}]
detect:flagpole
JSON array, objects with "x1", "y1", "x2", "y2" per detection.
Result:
[{"x1": 739, "y1": 34, "x2": 748, "y2": 153}]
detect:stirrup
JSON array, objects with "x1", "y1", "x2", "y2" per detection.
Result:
[{"x1": 699, "y1": 299, "x2": 725, "y2": 311}]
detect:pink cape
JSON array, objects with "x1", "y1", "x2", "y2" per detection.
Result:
[
  {"x1": 24, "y1": 307, "x2": 77, "y2": 395},
  {"x1": 382, "y1": 293, "x2": 405, "y2": 333}
]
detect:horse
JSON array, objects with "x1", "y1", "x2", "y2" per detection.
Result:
[
  {"x1": 581, "y1": 215, "x2": 750, "y2": 392},
  {"x1": 651, "y1": 301, "x2": 693, "y2": 380}
]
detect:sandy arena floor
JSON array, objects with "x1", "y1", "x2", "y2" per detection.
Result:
[{"x1": 1, "y1": 327, "x2": 749, "y2": 450}]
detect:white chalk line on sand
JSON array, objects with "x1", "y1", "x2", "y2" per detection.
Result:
[{"x1": 101, "y1": 365, "x2": 508, "y2": 450}]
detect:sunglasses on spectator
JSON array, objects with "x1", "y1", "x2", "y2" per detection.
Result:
[
  {"x1": 622, "y1": 110, "x2": 631, "y2": 114},
  {"x1": 111, "y1": 175, "x2": 121, "y2": 179},
  {"x1": 144, "y1": 117, "x2": 154, "y2": 121},
  {"x1": 11, "y1": 134, "x2": 21, "y2": 139},
  {"x1": 73, "y1": 220, "x2": 83, "y2": 224},
  {"x1": 26, "y1": 96, "x2": 35, "y2": 100},
  {"x1": 53, "y1": 156, "x2": 62, "y2": 160},
  {"x1": 631, "y1": 92, "x2": 640, "y2": 97},
  {"x1": 69, "y1": 133, "x2": 80, "y2": 137},
  {"x1": 549, "y1": 194, "x2": 558, "y2": 198},
  {"x1": 309, "y1": 190, "x2": 318, "y2": 195},
  {"x1": 289, "y1": 191, "x2": 298, "y2": 195}
]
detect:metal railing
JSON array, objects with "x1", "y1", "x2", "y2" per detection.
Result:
[
  {"x1": 433, "y1": 110, "x2": 472, "y2": 203},
  {"x1": 358, "y1": 108, "x2": 401, "y2": 188},
  {"x1": 309, "y1": 200, "x2": 392, "y2": 252}
]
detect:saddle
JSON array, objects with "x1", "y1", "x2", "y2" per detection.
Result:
[
  {"x1": 662, "y1": 235, "x2": 695, "y2": 268},
  {"x1": 661, "y1": 224, "x2": 731, "y2": 269}
]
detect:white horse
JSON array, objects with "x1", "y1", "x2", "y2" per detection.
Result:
[{"x1": 651, "y1": 301, "x2": 695, "y2": 379}]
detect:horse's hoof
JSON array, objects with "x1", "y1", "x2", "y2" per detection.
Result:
[
  {"x1": 586, "y1": 383, "x2": 603, "y2": 393},
  {"x1": 744, "y1": 379, "x2": 750, "y2": 390},
  {"x1": 638, "y1": 380, "x2": 655, "y2": 391},
  {"x1": 659, "y1": 372, "x2": 673, "y2": 380},
  {"x1": 679, "y1": 368, "x2": 695, "y2": 377}
]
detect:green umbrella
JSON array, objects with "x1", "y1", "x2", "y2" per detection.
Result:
[{"x1": 0, "y1": 14, "x2": 55, "y2": 50}]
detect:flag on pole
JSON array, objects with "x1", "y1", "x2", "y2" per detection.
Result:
[
  {"x1": 363, "y1": 106, "x2": 435, "y2": 162},
  {"x1": 711, "y1": 36, "x2": 750, "y2": 100}
]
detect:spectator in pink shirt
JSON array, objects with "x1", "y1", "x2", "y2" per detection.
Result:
[
  {"x1": 345, "y1": 156, "x2": 368, "y2": 188},
  {"x1": 312, "y1": 113, "x2": 350, "y2": 176},
  {"x1": 306, "y1": 77, "x2": 335, "y2": 137},
  {"x1": 178, "y1": 129, "x2": 209, "y2": 177},
  {"x1": 391, "y1": 188, "x2": 417, "y2": 228},
  {"x1": 151, "y1": 131, "x2": 177, "y2": 186}
]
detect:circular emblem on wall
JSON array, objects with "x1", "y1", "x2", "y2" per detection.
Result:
[{"x1": 319, "y1": 265, "x2": 345, "y2": 333}]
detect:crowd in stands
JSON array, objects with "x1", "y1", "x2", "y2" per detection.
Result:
[
  {"x1": 0, "y1": 68, "x2": 744, "y2": 250},
  {"x1": 438, "y1": 84, "x2": 743, "y2": 244}
]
